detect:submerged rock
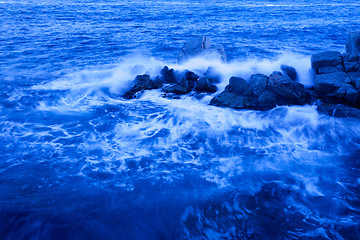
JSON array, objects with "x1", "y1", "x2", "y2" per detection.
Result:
[{"x1": 177, "y1": 36, "x2": 227, "y2": 63}]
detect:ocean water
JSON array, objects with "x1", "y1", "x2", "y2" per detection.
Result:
[{"x1": 1, "y1": 0, "x2": 360, "y2": 239}]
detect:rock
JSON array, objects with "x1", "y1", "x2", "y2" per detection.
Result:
[
  {"x1": 210, "y1": 73, "x2": 306, "y2": 110},
  {"x1": 343, "y1": 61, "x2": 360, "y2": 73},
  {"x1": 311, "y1": 51, "x2": 343, "y2": 74},
  {"x1": 314, "y1": 72, "x2": 359, "y2": 104},
  {"x1": 162, "y1": 84, "x2": 190, "y2": 95},
  {"x1": 316, "y1": 100, "x2": 360, "y2": 118},
  {"x1": 160, "y1": 66, "x2": 177, "y2": 83},
  {"x1": 254, "y1": 72, "x2": 306, "y2": 110},
  {"x1": 195, "y1": 78, "x2": 217, "y2": 93},
  {"x1": 345, "y1": 32, "x2": 360, "y2": 62},
  {"x1": 185, "y1": 70, "x2": 199, "y2": 89},
  {"x1": 225, "y1": 77, "x2": 249, "y2": 94},
  {"x1": 281, "y1": 65, "x2": 298, "y2": 81},
  {"x1": 185, "y1": 71, "x2": 199, "y2": 82},
  {"x1": 177, "y1": 36, "x2": 227, "y2": 63},
  {"x1": 123, "y1": 74, "x2": 155, "y2": 99}
]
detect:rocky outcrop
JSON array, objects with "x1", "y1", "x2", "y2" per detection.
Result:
[
  {"x1": 177, "y1": 36, "x2": 227, "y2": 63},
  {"x1": 123, "y1": 74, "x2": 162, "y2": 99},
  {"x1": 210, "y1": 72, "x2": 306, "y2": 110},
  {"x1": 311, "y1": 32, "x2": 360, "y2": 106}
]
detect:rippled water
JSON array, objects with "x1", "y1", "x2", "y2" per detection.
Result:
[{"x1": 1, "y1": 0, "x2": 360, "y2": 239}]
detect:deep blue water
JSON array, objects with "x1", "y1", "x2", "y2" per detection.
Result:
[{"x1": 1, "y1": 0, "x2": 360, "y2": 239}]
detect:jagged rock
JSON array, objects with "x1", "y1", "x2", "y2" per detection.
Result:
[
  {"x1": 253, "y1": 72, "x2": 306, "y2": 110},
  {"x1": 314, "y1": 72, "x2": 359, "y2": 104},
  {"x1": 281, "y1": 65, "x2": 298, "y2": 81},
  {"x1": 123, "y1": 74, "x2": 160, "y2": 99},
  {"x1": 209, "y1": 77, "x2": 250, "y2": 109},
  {"x1": 316, "y1": 100, "x2": 360, "y2": 118},
  {"x1": 345, "y1": 32, "x2": 360, "y2": 62},
  {"x1": 185, "y1": 71, "x2": 199, "y2": 82},
  {"x1": 195, "y1": 78, "x2": 217, "y2": 93},
  {"x1": 177, "y1": 36, "x2": 227, "y2": 63},
  {"x1": 162, "y1": 84, "x2": 190, "y2": 95},
  {"x1": 343, "y1": 61, "x2": 360, "y2": 73},
  {"x1": 160, "y1": 66, "x2": 177, "y2": 83},
  {"x1": 185, "y1": 70, "x2": 199, "y2": 89},
  {"x1": 311, "y1": 51, "x2": 344, "y2": 74},
  {"x1": 210, "y1": 73, "x2": 306, "y2": 110}
]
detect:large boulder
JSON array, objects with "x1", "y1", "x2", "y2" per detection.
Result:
[
  {"x1": 160, "y1": 66, "x2": 177, "y2": 83},
  {"x1": 177, "y1": 36, "x2": 227, "y2": 63},
  {"x1": 252, "y1": 72, "x2": 306, "y2": 110},
  {"x1": 281, "y1": 65, "x2": 298, "y2": 81},
  {"x1": 311, "y1": 51, "x2": 344, "y2": 74},
  {"x1": 123, "y1": 74, "x2": 160, "y2": 99},
  {"x1": 210, "y1": 77, "x2": 250, "y2": 109},
  {"x1": 195, "y1": 78, "x2": 217, "y2": 93},
  {"x1": 314, "y1": 72, "x2": 359, "y2": 104},
  {"x1": 345, "y1": 32, "x2": 360, "y2": 62}
]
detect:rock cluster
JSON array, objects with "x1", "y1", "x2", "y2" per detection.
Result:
[
  {"x1": 312, "y1": 32, "x2": 360, "y2": 105},
  {"x1": 122, "y1": 66, "x2": 218, "y2": 99},
  {"x1": 123, "y1": 33, "x2": 360, "y2": 116},
  {"x1": 210, "y1": 72, "x2": 306, "y2": 110}
]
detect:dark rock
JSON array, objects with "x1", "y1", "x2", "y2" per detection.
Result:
[
  {"x1": 152, "y1": 76, "x2": 164, "y2": 89},
  {"x1": 249, "y1": 74, "x2": 268, "y2": 88},
  {"x1": 225, "y1": 77, "x2": 249, "y2": 94},
  {"x1": 160, "y1": 66, "x2": 176, "y2": 83},
  {"x1": 343, "y1": 61, "x2": 360, "y2": 73},
  {"x1": 195, "y1": 78, "x2": 217, "y2": 93},
  {"x1": 162, "y1": 84, "x2": 190, "y2": 95},
  {"x1": 177, "y1": 36, "x2": 227, "y2": 63},
  {"x1": 123, "y1": 74, "x2": 154, "y2": 99},
  {"x1": 281, "y1": 65, "x2": 298, "y2": 81},
  {"x1": 316, "y1": 100, "x2": 360, "y2": 118},
  {"x1": 345, "y1": 32, "x2": 360, "y2": 62},
  {"x1": 315, "y1": 72, "x2": 359, "y2": 104},
  {"x1": 210, "y1": 73, "x2": 306, "y2": 111},
  {"x1": 185, "y1": 71, "x2": 199, "y2": 82},
  {"x1": 311, "y1": 51, "x2": 343, "y2": 74},
  {"x1": 254, "y1": 72, "x2": 306, "y2": 109},
  {"x1": 317, "y1": 66, "x2": 343, "y2": 74}
]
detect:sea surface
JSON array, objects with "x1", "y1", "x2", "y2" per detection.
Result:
[{"x1": 1, "y1": 0, "x2": 360, "y2": 239}]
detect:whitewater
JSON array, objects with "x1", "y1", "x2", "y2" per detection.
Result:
[{"x1": 1, "y1": 0, "x2": 360, "y2": 239}]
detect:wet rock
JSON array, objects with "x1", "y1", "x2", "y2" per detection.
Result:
[
  {"x1": 123, "y1": 74, "x2": 158, "y2": 99},
  {"x1": 195, "y1": 77, "x2": 217, "y2": 93},
  {"x1": 311, "y1": 51, "x2": 344, "y2": 74},
  {"x1": 177, "y1": 36, "x2": 227, "y2": 63},
  {"x1": 345, "y1": 31, "x2": 360, "y2": 62},
  {"x1": 210, "y1": 73, "x2": 306, "y2": 110},
  {"x1": 185, "y1": 70, "x2": 199, "y2": 89},
  {"x1": 254, "y1": 72, "x2": 306, "y2": 110},
  {"x1": 314, "y1": 72, "x2": 359, "y2": 104},
  {"x1": 185, "y1": 71, "x2": 199, "y2": 82},
  {"x1": 343, "y1": 61, "x2": 360, "y2": 73},
  {"x1": 209, "y1": 77, "x2": 250, "y2": 109},
  {"x1": 160, "y1": 66, "x2": 177, "y2": 83},
  {"x1": 162, "y1": 84, "x2": 190, "y2": 95},
  {"x1": 316, "y1": 100, "x2": 360, "y2": 118},
  {"x1": 281, "y1": 65, "x2": 298, "y2": 81}
]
